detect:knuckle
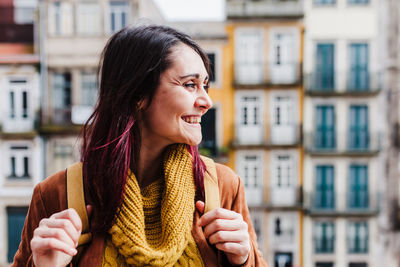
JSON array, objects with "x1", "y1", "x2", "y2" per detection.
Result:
[
  {"x1": 215, "y1": 208, "x2": 224, "y2": 217},
  {"x1": 214, "y1": 219, "x2": 224, "y2": 230}
]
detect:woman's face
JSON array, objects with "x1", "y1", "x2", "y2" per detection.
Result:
[{"x1": 140, "y1": 43, "x2": 212, "y2": 148}]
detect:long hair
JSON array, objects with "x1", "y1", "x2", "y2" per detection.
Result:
[{"x1": 81, "y1": 25, "x2": 210, "y2": 233}]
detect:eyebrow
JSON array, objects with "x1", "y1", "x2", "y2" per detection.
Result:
[{"x1": 179, "y1": 73, "x2": 209, "y2": 81}]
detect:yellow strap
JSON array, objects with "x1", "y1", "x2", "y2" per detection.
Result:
[
  {"x1": 66, "y1": 162, "x2": 92, "y2": 246},
  {"x1": 200, "y1": 156, "x2": 220, "y2": 213}
]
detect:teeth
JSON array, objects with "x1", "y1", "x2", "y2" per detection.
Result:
[{"x1": 183, "y1": 117, "x2": 201, "y2": 124}]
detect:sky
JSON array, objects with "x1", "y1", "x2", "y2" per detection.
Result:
[{"x1": 153, "y1": 0, "x2": 225, "y2": 21}]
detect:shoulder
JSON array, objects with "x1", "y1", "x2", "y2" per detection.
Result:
[
  {"x1": 215, "y1": 163, "x2": 244, "y2": 208},
  {"x1": 33, "y1": 169, "x2": 67, "y2": 216}
]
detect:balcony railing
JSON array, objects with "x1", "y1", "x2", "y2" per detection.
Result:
[
  {"x1": 227, "y1": 0, "x2": 304, "y2": 18},
  {"x1": 304, "y1": 192, "x2": 379, "y2": 216},
  {"x1": 305, "y1": 71, "x2": 382, "y2": 96},
  {"x1": 304, "y1": 132, "x2": 382, "y2": 155},
  {"x1": 233, "y1": 124, "x2": 302, "y2": 147},
  {"x1": 265, "y1": 186, "x2": 303, "y2": 209},
  {"x1": 234, "y1": 62, "x2": 302, "y2": 87},
  {"x1": 52, "y1": 108, "x2": 72, "y2": 125}
]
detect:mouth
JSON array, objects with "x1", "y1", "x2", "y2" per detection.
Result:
[{"x1": 181, "y1": 115, "x2": 201, "y2": 125}]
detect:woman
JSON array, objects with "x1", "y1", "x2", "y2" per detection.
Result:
[{"x1": 12, "y1": 25, "x2": 266, "y2": 266}]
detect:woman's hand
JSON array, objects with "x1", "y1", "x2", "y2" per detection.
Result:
[
  {"x1": 30, "y1": 208, "x2": 83, "y2": 267},
  {"x1": 196, "y1": 201, "x2": 250, "y2": 266}
]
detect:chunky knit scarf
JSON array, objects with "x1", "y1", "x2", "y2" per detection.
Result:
[{"x1": 102, "y1": 144, "x2": 204, "y2": 266}]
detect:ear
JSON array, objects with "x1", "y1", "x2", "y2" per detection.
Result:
[{"x1": 137, "y1": 98, "x2": 149, "y2": 111}]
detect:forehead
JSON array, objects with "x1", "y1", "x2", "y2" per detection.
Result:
[{"x1": 168, "y1": 44, "x2": 208, "y2": 76}]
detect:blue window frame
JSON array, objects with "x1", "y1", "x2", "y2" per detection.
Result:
[
  {"x1": 315, "y1": 165, "x2": 335, "y2": 209},
  {"x1": 348, "y1": 165, "x2": 368, "y2": 209},
  {"x1": 348, "y1": 0, "x2": 369, "y2": 4},
  {"x1": 349, "y1": 44, "x2": 369, "y2": 91},
  {"x1": 7, "y1": 207, "x2": 28, "y2": 262},
  {"x1": 315, "y1": 0, "x2": 336, "y2": 5},
  {"x1": 348, "y1": 105, "x2": 369, "y2": 150},
  {"x1": 315, "y1": 106, "x2": 335, "y2": 149},
  {"x1": 314, "y1": 221, "x2": 335, "y2": 253},
  {"x1": 315, "y1": 44, "x2": 335, "y2": 90},
  {"x1": 347, "y1": 221, "x2": 368, "y2": 253}
]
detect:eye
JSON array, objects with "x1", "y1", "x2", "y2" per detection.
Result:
[
  {"x1": 183, "y1": 82, "x2": 197, "y2": 89},
  {"x1": 203, "y1": 83, "x2": 210, "y2": 92}
]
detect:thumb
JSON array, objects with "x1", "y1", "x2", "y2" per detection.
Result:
[{"x1": 195, "y1": 201, "x2": 205, "y2": 214}]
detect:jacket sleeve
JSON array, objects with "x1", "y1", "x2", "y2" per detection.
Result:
[
  {"x1": 223, "y1": 176, "x2": 267, "y2": 267},
  {"x1": 11, "y1": 183, "x2": 49, "y2": 266}
]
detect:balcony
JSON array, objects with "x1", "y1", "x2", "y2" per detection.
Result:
[
  {"x1": 227, "y1": 0, "x2": 304, "y2": 19},
  {"x1": 304, "y1": 192, "x2": 379, "y2": 216},
  {"x1": 245, "y1": 186, "x2": 303, "y2": 210},
  {"x1": 305, "y1": 71, "x2": 382, "y2": 96},
  {"x1": 233, "y1": 124, "x2": 302, "y2": 148},
  {"x1": 265, "y1": 186, "x2": 303, "y2": 210},
  {"x1": 39, "y1": 108, "x2": 82, "y2": 135},
  {"x1": 304, "y1": 132, "x2": 382, "y2": 156},
  {"x1": 233, "y1": 62, "x2": 302, "y2": 88}
]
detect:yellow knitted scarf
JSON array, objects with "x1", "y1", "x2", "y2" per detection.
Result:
[{"x1": 102, "y1": 144, "x2": 204, "y2": 266}]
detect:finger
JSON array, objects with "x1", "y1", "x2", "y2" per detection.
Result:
[
  {"x1": 198, "y1": 208, "x2": 242, "y2": 227},
  {"x1": 31, "y1": 236, "x2": 77, "y2": 256},
  {"x1": 208, "y1": 230, "x2": 249, "y2": 245},
  {"x1": 37, "y1": 219, "x2": 80, "y2": 245},
  {"x1": 203, "y1": 219, "x2": 246, "y2": 238},
  {"x1": 34, "y1": 227, "x2": 75, "y2": 247},
  {"x1": 50, "y1": 208, "x2": 82, "y2": 233},
  {"x1": 195, "y1": 201, "x2": 205, "y2": 214},
  {"x1": 215, "y1": 242, "x2": 250, "y2": 257}
]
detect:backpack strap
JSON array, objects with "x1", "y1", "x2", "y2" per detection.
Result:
[
  {"x1": 200, "y1": 156, "x2": 221, "y2": 213},
  {"x1": 66, "y1": 162, "x2": 92, "y2": 246}
]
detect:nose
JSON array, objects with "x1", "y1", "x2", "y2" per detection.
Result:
[{"x1": 195, "y1": 88, "x2": 213, "y2": 112}]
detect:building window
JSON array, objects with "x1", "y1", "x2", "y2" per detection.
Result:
[
  {"x1": 237, "y1": 152, "x2": 263, "y2": 206},
  {"x1": 348, "y1": 43, "x2": 369, "y2": 91},
  {"x1": 14, "y1": 0, "x2": 36, "y2": 24},
  {"x1": 199, "y1": 107, "x2": 217, "y2": 156},
  {"x1": 315, "y1": 105, "x2": 336, "y2": 149},
  {"x1": 8, "y1": 145, "x2": 31, "y2": 179},
  {"x1": 8, "y1": 79, "x2": 29, "y2": 120},
  {"x1": 7, "y1": 207, "x2": 28, "y2": 262},
  {"x1": 109, "y1": 1, "x2": 128, "y2": 33},
  {"x1": 348, "y1": 221, "x2": 368, "y2": 253},
  {"x1": 348, "y1": 165, "x2": 368, "y2": 209},
  {"x1": 53, "y1": 143, "x2": 74, "y2": 172},
  {"x1": 273, "y1": 215, "x2": 295, "y2": 243},
  {"x1": 81, "y1": 72, "x2": 97, "y2": 106},
  {"x1": 207, "y1": 53, "x2": 216, "y2": 83},
  {"x1": 53, "y1": 73, "x2": 71, "y2": 109},
  {"x1": 348, "y1": 0, "x2": 368, "y2": 4},
  {"x1": 315, "y1": 165, "x2": 335, "y2": 209},
  {"x1": 251, "y1": 211, "x2": 264, "y2": 252},
  {"x1": 348, "y1": 105, "x2": 369, "y2": 150},
  {"x1": 314, "y1": 43, "x2": 335, "y2": 90},
  {"x1": 77, "y1": 3, "x2": 101, "y2": 35},
  {"x1": 316, "y1": 263, "x2": 333, "y2": 267},
  {"x1": 314, "y1": 221, "x2": 335, "y2": 253},
  {"x1": 48, "y1": 2, "x2": 73, "y2": 35},
  {"x1": 314, "y1": 0, "x2": 336, "y2": 5},
  {"x1": 274, "y1": 252, "x2": 293, "y2": 267}
]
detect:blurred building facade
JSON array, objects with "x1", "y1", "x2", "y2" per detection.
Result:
[
  {"x1": 226, "y1": 0, "x2": 305, "y2": 266},
  {"x1": 380, "y1": 0, "x2": 400, "y2": 266},
  {"x1": 0, "y1": 0, "x2": 43, "y2": 264},
  {"x1": 303, "y1": 0, "x2": 383, "y2": 267}
]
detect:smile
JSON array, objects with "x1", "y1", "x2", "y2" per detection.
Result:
[{"x1": 181, "y1": 116, "x2": 201, "y2": 124}]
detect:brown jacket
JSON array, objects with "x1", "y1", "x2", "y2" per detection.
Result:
[{"x1": 12, "y1": 163, "x2": 267, "y2": 267}]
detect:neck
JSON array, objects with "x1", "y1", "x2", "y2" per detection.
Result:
[{"x1": 136, "y1": 140, "x2": 166, "y2": 189}]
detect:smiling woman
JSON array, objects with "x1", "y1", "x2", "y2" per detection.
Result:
[{"x1": 11, "y1": 25, "x2": 267, "y2": 267}]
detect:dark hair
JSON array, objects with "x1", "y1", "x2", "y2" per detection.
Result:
[{"x1": 80, "y1": 25, "x2": 210, "y2": 233}]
